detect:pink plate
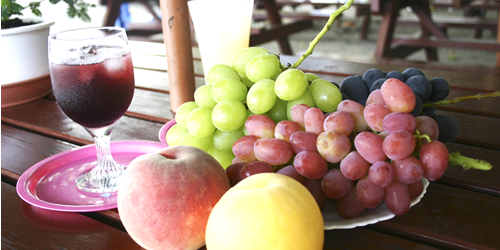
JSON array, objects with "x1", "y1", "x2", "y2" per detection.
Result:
[
  {"x1": 16, "y1": 140, "x2": 167, "y2": 212},
  {"x1": 158, "y1": 119, "x2": 177, "y2": 145}
]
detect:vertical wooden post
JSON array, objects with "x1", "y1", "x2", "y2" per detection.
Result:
[
  {"x1": 496, "y1": 9, "x2": 500, "y2": 67},
  {"x1": 261, "y1": 0, "x2": 293, "y2": 55},
  {"x1": 159, "y1": 0, "x2": 196, "y2": 113},
  {"x1": 374, "y1": 0, "x2": 399, "y2": 58}
]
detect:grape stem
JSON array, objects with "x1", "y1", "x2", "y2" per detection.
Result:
[
  {"x1": 449, "y1": 151, "x2": 493, "y2": 171},
  {"x1": 414, "y1": 129, "x2": 431, "y2": 147},
  {"x1": 290, "y1": 0, "x2": 355, "y2": 69},
  {"x1": 423, "y1": 91, "x2": 500, "y2": 108}
]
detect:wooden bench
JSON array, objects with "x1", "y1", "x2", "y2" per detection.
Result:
[
  {"x1": 396, "y1": 0, "x2": 500, "y2": 39},
  {"x1": 249, "y1": 0, "x2": 314, "y2": 55},
  {"x1": 397, "y1": 15, "x2": 498, "y2": 38},
  {"x1": 101, "y1": 0, "x2": 314, "y2": 55},
  {"x1": 254, "y1": 0, "x2": 373, "y2": 39},
  {"x1": 371, "y1": 0, "x2": 500, "y2": 67}
]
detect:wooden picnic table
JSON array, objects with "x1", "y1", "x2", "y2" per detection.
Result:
[
  {"x1": 102, "y1": 0, "x2": 314, "y2": 55},
  {"x1": 371, "y1": 0, "x2": 500, "y2": 67},
  {"x1": 2, "y1": 40, "x2": 500, "y2": 249}
]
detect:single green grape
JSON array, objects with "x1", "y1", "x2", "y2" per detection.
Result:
[
  {"x1": 305, "y1": 73, "x2": 321, "y2": 83},
  {"x1": 212, "y1": 100, "x2": 247, "y2": 131},
  {"x1": 175, "y1": 101, "x2": 199, "y2": 128},
  {"x1": 231, "y1": 47, "x2": 268, "y2": 74},
  {"x1": 179, "y1": 132, "x2": 213, "y2": 151},
  {"x1": 211, "y1": 78, "x2": 248, "y2": 103},
  {"x1": 194, "y1": 85, "x2": 217, "y2": 108},
  {"x1": 245, "y1": 53, "x2": 281, "y2": 83},
  {"x1": 246, "y1": 79, "x2": 277, "y2": 114},
  {"x1": 309, "y1": 79, "x2": 342, "y2": 113},
  {"x1": 267, "y1": 98, "x2": 288, "y2": 124},
  {"x1": 206, "y1": 64, "x2": 241, "y2": 85},
  {"x1": 213, "y1": 128, "x2": 245, "y2": 152},
  {"x1": 208, "y1": 143, "x2": 236, "y2": 169},
  {"x1": 275, "y1": 69, "x2": 308, "y2": 101},
  {"x1": 240, "y1": 73, "x2": 255, "y2": 88},
  {"x1": 166, "y1": 124, "x2": 189, "y2": 146},
  {"x1": 286, "y1": 88, "x2": 316, "y2": 120},
  {"x1": 186, "y1": 107, "x2": 216, "y2": 138}
]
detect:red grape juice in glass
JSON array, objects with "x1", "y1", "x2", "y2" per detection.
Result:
[{"x1": 50, "y1": 52, "x2": 135, "y2": 128}]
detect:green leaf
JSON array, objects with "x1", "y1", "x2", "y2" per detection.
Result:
[
  {"x1": 2, "y1": 0, "x2": 11, "y2": 8},
  {"x1": 28, "y1": 1, "x2": 41, "y2": 8},
  {"x1": 66, "y1": 5, "x2": 76, "y2": 18},
  {"x1": 78, "y1": 9, "x2": 90, "y2": 22},
  {"x1": 31, "y1": 7, "x2": 41, "y2": 16},
  {"x1": 2, "y1": 0, "x2": 94, "y2": 23},
  {"x1": 63, "y1": 0, "x2": 76, "y2": 6},
  {"x1": 29, "y1": 1, "x2": 42, "y2": 17},
  {"x1": 10, "y1": 2, "x2": 24, "y2": 13},
  {"x1": 76, "y1": 1, "x2": 89, "y2": 7},
  {"x1": 2, "y1": 6, "x2": 11, "y2": 22}
]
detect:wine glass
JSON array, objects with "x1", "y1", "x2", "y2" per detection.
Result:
[{"x1": 48, "y1": 27, "x2": 135, "y2": 193}]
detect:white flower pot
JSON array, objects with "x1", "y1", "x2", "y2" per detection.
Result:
[{"x1": 1, "y1": 18, "x2": 55, "y2": 107}]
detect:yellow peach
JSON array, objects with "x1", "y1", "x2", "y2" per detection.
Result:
[{"x1": 205, "y1": 173, "x2": 324, "y2": 250}]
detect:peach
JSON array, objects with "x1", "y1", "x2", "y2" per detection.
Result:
[{"x1": 117, "y1": 146, "x2": 230, "y2": 250}]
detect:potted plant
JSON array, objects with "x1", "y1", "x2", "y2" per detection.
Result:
[{"x1": 1, "y1": 0, "x2": 94, "y2": 107}]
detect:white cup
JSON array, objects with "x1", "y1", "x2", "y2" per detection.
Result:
[{"x1": 188, "y1": 0, "x2": 254, "y2": 81}]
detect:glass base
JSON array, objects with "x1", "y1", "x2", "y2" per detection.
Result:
[{"x1": 75, "y1": 166, "x2": 124, "y2": 193}]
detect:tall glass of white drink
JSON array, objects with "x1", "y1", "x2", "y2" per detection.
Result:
[{"x1": 188, "y1": 0, "x2": 254, "y2": 82}]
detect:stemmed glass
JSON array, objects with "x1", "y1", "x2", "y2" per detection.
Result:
[{"x1": 48, "y1": 27, "x2": 135, "y2": 193}]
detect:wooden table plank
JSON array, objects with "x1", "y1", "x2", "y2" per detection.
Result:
[
  {"x1": 368, "y1": 183, "x2": 500, "y2": 250},
  {"x1": 134, "y1": 69, "x2": 206, "y2": 92},
  {"x1": 441, "y1": 110, "x2": 500, "y2": 150},
  {"x1": 1, "y1": 182, "x2": 144, "y2": 250},
  {"x1": 129, "y1": 88, "x2": 174, "y2": 120},
  {"x1": 324, "y1": 227, "x2": 439, "y2": 250},
  {"x1": 1, "y1": 99, "x2": 163, "y2": 143},
  {"x1": 1, "y1": 125, "x2": 79, "y2": 178},
  {"x1": 442, "y1": 143, "x2": 500, "y2": 196}
]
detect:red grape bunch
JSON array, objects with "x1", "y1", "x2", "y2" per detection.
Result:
[{"x1": 226, "y1": 68, "x2": 452, "y2": 219}]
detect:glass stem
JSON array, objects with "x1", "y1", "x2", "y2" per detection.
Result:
[
  {"x1": 86, "y1": 125, "x2": 124, "y2": 178},
  {"x1": 76, "y1": 124, "x2": 125, "y2": 193}
]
